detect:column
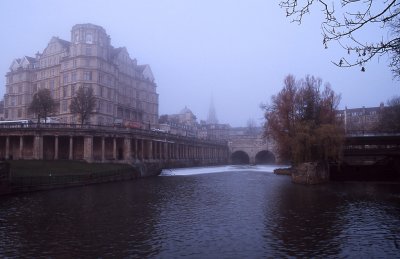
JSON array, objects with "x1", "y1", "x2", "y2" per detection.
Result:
[
  {"x1": 83, "y1": 136, "x2": 93, "y2": 162},
  {"x1": 134, "y1": 138, "x2": 138, "y2": 160},
  {"x1": 5, "y1": 136, "x2": 9, "y2": 160},
  {"x1": 101, "y1": 137, "x2": 105, "y2": 162},
  {"x1": 124, "y1": 138, "x2": 131, "y2": 161},
  {"x1": 34, "y1": 135, "x2": 43, "y2": 160},
  {"x1": 54, "y1": 136, "x2": 58, "y2": 160},
  {"x1": 148, "y1": 140, "x2": 153, "y2": 160},
  {"x1": 113, "y1": 137, "x2": 117, "y2": 160},
  {"x1": 164, "y1": 142, "x2": 168, "y2": 160},
  {"x1": 69, "y1": 136, "x2": 73, "y2": 160},
  {"x1": 141, "y1": 139, "x2": 144, "y2": 160},
  {"x1": 18, "y1": 136, "x2": 24, "y2": 159}
]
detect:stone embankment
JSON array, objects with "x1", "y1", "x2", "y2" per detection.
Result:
[{"x1": 0, "y1": 160, "x2": 226, "y2": 196}]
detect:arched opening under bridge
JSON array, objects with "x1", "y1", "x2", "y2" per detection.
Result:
[
  {"x1": 255, "y1": 150, "x2": 276, "y2": 164},
  {"x1": 231, "y1": 151, "x2": 250, "y2": 165}
]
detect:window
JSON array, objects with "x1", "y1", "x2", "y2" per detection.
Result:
[
  {"x1": 86, "y1": 46, "x2": 91, "y2": 56},
  {"x1": 73, "y1": 59, "x2": 77, "y2": 68},
  {"x1": 63, "y1": 86, "x2": 67, "y2": 97},
  {"x1": 62, "y1": 100, "x2": 68, "y2": 112},
  {"x1": 18, "y1": 109, "x2": 22, "y2": 118},
  {"x1": 84, "y1": 71, "x2": 92, "y2": 81},
  {"x1": 71, "y1": 72, "x2": 77, "y2": 82},
  {"x1": 99, "y1": 101, "x2": 104, "y2": 113},
  {"x1": 74, "y1": 32, "x2": 79, "y2": 43},
  {"x1": 71, "y1": 84, "x2": 76, "y2": 96},
  {"x1": 85, "y1": 59, "x2": 90, "y2": 67},
  {"x1": 86, "y1": 33, "x2": 93, "y2": 44},
  {"x1": 98, "y1": 73, "x2": 103, "y2": 83},
  {"x1": 63, "y1": 74, "x2": 69, "y2": 85},
  {"x1": 49, "y1": 80, "x2": 54, "y2": 90}
]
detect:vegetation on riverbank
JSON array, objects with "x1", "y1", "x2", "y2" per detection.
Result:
[
  {"x1": 8, "y1": 160, "x2": 133, "y2": 177},
  {"x1": 262, "y1": 74, "x2": 344, "y2": 165}
]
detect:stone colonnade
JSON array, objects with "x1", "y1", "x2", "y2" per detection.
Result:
[{"x1": 0, "y1": 134, "x2": 228, "y2": 164}]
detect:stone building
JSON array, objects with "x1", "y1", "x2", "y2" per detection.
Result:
[
  {"x1": 4, "y1": 23, "x2": 158, "y2": 127},
  {"x1": 336, "y1": 104, "x2": 384, "y2": 133},
  {"x1": 159, "y1": 106, "x2": 198, "y2": 137}
]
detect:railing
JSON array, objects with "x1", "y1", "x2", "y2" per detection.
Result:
[
  {"x1": 346, "y1": 130, "x2": 400, "y2": 137},
  {"x1": 0, "y1": 122, "x2": 228, "y2": 145}
]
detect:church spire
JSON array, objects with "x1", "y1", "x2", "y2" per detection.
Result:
[{"x1": 207, "y1": 96, "x2": 218, "y2": 124}]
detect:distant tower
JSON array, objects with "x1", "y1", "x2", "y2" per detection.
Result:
[{"x1": 207, "y1": 97, "x2": 218, "y2": 124}]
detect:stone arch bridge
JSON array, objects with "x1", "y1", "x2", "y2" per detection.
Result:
[{"x1": 228, "y1": 134, "x2": 276, "y2": 164}]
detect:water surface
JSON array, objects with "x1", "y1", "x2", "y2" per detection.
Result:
[{"x1": 0, "y1": 165, "x2": 399, "y2": 258}]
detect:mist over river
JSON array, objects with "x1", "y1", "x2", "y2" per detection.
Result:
[{"x1": 0, "y1": 165, "x2": 399, "y2": 258}]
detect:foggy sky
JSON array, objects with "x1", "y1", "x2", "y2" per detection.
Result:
[{"x1": 0, "y1": 0, "x2": 398, "y2": 127}]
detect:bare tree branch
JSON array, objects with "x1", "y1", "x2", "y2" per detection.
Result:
[{"x1": 280, "y1": 0, "x2": 400, "y2": 77}]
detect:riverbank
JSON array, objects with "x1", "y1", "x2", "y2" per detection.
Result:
[
  {"x1": 0, "y1": 160, "x2": 141, "y2": 196},
  {"x1": 274, "y1": 161, "x2": 400, "y2": 183},
  {"x1": 8, "y1": 160, "x2": 134, "y2": 177},
  {"x1": 0, "y1": 160, "x2": 229, "y2": 196}
]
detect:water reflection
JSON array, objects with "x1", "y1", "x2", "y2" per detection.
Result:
[{"x1": 0, "y1": 167, "x2": 399, "y2": 258}]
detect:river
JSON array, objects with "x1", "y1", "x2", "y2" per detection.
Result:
[{"x1": 0, "y1": 165, "x2": 399, "y2": 258}]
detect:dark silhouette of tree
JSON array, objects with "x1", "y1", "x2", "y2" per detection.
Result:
[
  {"x1": 263, "y1": 74, "x2": 343, "y2": 164},
  {"x1": 280, "y1": 0, "x2": 400, "y2": 77},
  {"x1": 378, "y1": 95, "x2": 400, "y2": 132},
  {"x1": 28, "y1": 88, "x2": 56, "y2": 123},
  {"x1": 70, "y1": 86, "x2": 96, "y2": 125}
]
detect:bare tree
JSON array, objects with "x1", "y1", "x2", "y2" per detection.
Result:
[
  {"x1": 280, "y1": 0, "x2": 400, "y2": 77},
  {"x1": 246, "y1": 118, "x2": 258, "y2": 134},
  {"x1": 70, "y1": 86, "x2": 96, "y2": 125},
  {"x1": 28, "y1": 88, "x2": 56, "y2": 123}
]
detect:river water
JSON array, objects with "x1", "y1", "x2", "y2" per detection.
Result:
[{"x1": 0, "y1": 165, "x2": 399, "y2": 258}]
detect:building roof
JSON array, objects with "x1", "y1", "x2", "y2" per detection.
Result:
[{"x1": 180, "y1": 106, "x2": 193, "y2": 114}]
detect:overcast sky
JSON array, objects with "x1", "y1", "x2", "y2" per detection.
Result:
[{"x1": 0, "y1": 0, "x2": 398, "y2": 126}]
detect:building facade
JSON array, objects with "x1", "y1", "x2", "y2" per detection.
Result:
[
  {"x1": 337, "y1": 104, "x2": 384, "y2": 133},
  {"x1": 4, "y1": 23, "x2": 158, "y2": 127}
]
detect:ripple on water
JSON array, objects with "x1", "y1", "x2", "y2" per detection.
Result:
[{"x1": 0, "y1": 168, "x2": 399, "y2": 258}]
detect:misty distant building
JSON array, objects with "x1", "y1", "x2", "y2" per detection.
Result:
[
  {"x1": 4, "y1": 23, "x2": 158, "y2": 127},
  {"x1": 158, "y1": 106, "x2": 198, "y2": 137},
  {"x1": 207, "y1": 97, "x2": 218, "y2": 124},
  {"x1": 336, "y1": 104, "x2": 383, "y2": 133}
]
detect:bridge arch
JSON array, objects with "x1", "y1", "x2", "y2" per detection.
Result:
[
  {"x1": 255, "y1": 150, "x2": 276, "y2": 164},
  {"x1": 231, "y1": 150, "x2": 250, "y2": 165}
]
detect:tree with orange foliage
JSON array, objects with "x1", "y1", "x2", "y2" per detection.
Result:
[{"x1": 263, "y1": 74, "x2": 344, "y2": 164}]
